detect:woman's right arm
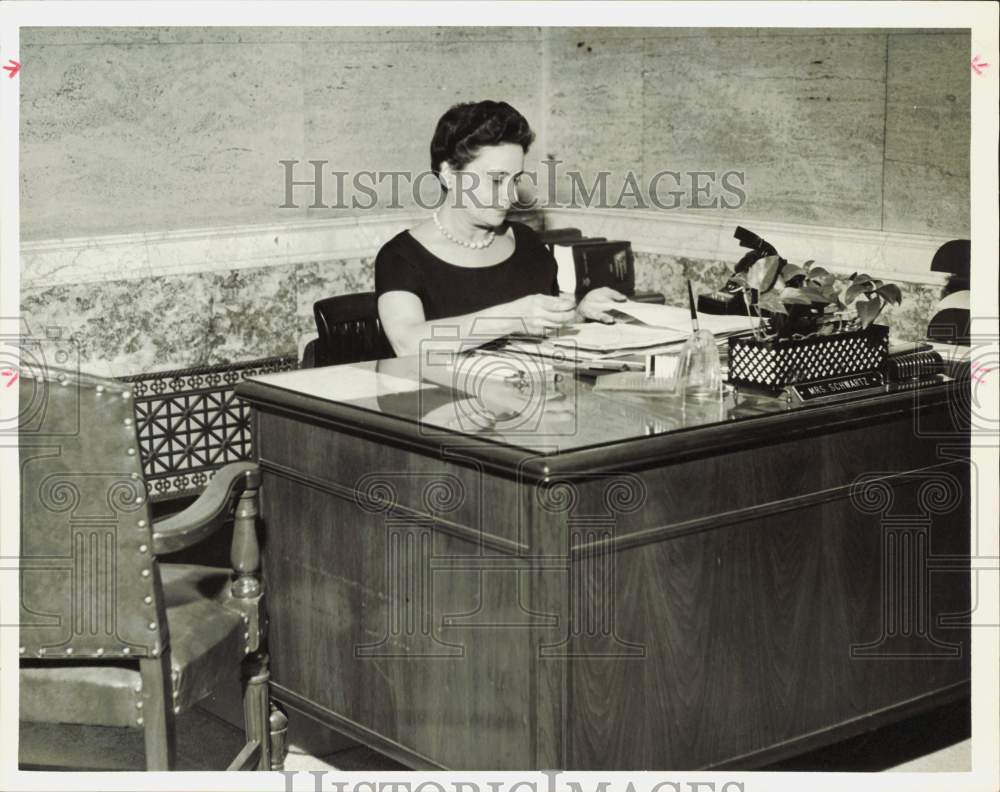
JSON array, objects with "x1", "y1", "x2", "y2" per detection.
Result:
[{"x1": 377, "y1": 290, "x2": 577, "y2": 357}]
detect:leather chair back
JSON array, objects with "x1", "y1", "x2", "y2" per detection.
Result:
[
  {"x1": 313, "y1": 292, "x2": 394, "y2": 365},
  {"x1": 928, "y1": 239, "x2": 971, "y2": 345},
  {"x1": 19, "y1": 367, "x2": 168, "y2": 661}
]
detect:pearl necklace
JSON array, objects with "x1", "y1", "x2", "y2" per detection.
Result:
[{"x1": 433, "y1": 210, "x2": 496, "y2": 250}]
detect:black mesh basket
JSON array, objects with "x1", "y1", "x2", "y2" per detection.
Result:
[{"x1": 727, "y1": 324, "x2": 889, "y2": 389}]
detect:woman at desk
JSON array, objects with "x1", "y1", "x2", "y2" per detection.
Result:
[{"x1": 376, "y1": 100, "x2": 624, "y2": 356}]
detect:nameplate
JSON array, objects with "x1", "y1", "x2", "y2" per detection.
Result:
[{"x1": 788, "y1": 372, "x2": 886, "y2": 404}]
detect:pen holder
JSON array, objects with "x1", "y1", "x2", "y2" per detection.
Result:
[{"x1": 678, "y1": 328, "x2": 723, "y2": 400}]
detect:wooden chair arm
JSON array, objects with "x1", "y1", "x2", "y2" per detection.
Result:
[{"x1": 152, "y1": 463, "x2": 260, "y2": 555}]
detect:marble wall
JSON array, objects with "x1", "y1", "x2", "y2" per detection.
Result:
[
  {"x1": 546, "y1": 28, "x2": 970, "y2": 236},
  {"x1": 20, "y1": 256, "x2": 371, "y2": 376},
  {"x1": 21, "y1": 27, "x2": 969, "y2": 240},
  {"x1": 883, "y1": 32, "x2": 971, "y2": 235},
  {"x1": 21, "y1": 28, "x2": 308, "y2": 239},
  {"x1": 19, "y1": 27, "x2": 965, "y2": 374},
  {"x1": 20, "y1": 26, "x2": 544, "y2": 240},
  {"x1": 20, "y1": 232, "x2": 939, "y2": 378}
]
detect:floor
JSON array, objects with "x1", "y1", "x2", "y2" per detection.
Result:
[{"x1": 19, "y1": 697, "x2": 971, "y2": 773}]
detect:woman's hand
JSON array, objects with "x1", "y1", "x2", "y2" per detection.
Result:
[
  {"x1": 508, "y1": 293, "x2": 577, "y2": 335},
  {"x1": 576, "y1": 287, "x2": 628, "y2": 324}
]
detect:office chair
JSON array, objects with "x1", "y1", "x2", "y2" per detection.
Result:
[
  {"x1": 18, "y1": 366, "x2": 287, "y2": 771},
  {"x1": 313, "y1": 292, "x2": 394, "y2": 366},
  {"x1": 927, "y1": 239, "x2": 970, "y2": 346}
]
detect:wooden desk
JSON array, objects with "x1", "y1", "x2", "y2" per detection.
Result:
[{"x1": 236, "y1": 357, "x2": 970, "y2": 770}]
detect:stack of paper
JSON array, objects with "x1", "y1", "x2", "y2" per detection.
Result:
[
  {"x1": 549, "y1": 323, "x2": 688, "y2": 352},
  {"x1": 610, "y1": 300, "x2": 756, "y2": 337},
  {"x1": 482, "y1": 298, "x2": 756, "y2": 362}
]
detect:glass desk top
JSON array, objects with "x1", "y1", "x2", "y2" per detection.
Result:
[{"x1": 245, "y1": 352, "x2": 955, "y2": 457}]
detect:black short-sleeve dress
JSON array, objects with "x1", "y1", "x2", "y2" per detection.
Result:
[{"x1": 374, "y1": 221, "x2": 560, "y2": 321}]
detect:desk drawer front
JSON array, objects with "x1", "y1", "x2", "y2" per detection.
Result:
[
  {"x1": 550, "y1": 408, "x2": 967, "y2": 552},
  {"x1": 255, "y1": 409, "x2": 535, "y2": 554}
]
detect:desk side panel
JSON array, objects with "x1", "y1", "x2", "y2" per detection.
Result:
[{"x1": 255, "y1": 408, "x2": 559, "y2": 769}]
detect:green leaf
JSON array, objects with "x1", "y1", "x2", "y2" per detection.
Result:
[
  {"x1": 876, "y1": 284, "x2": 902, "y2": 305},
  {"x1": 820, "y1": 285, "x2": 841, "y2": 303},
  {"x1": 803, "y1": 260, "x2": 815, "y2": 269},
  {"x1": 798, "y1": 286, "x2": 831, "y2": 303},
  {"x1": 779, "y1": 287, "x2": 814, "y2": 305},
  {"x1": 781, "y1": 263, "x2": 805, "y2": 282},
  {"x1": 844, "y1": 280, "x2": 873, "y2": 304},
  {"x1": 855, "y1": 297, "x2": 881, "y2": 328},
  {"x1": 747, "y1": 255, "x2": 782, "y2": 293},
  {"x1": 758, "y1": 290, "x2": 788, "y2": 314},
  {"x1": 806, "y1": 266, "x2": 835, "y2": 287}
]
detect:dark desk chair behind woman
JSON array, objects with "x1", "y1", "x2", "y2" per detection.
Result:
[{"x1": 312, "y1": 292, "x2": 394, "y2": 366}]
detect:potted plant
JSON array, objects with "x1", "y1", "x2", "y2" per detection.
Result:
[{"x1": 722, "y1": 227, "x2": 903, "y2": 389}]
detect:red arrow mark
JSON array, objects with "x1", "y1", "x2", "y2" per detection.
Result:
[
  {"x1": 1, "y1": 369, "x2": 18, "y2": 387},
  {"x1": 971, "y1": 55, "x2": 990, "y2": 76},
  {"x1": 2, "y1": 60, "x2": 20, "y2": 79}
]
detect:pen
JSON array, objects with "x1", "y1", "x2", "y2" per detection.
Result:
[{"x1": 686, "y1": 279, "x2": 700, "y2": 333}]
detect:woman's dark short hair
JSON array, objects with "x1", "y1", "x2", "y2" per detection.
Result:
[{"x1": 430, "y1": 101, "x2": 535, "y2": 186}]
